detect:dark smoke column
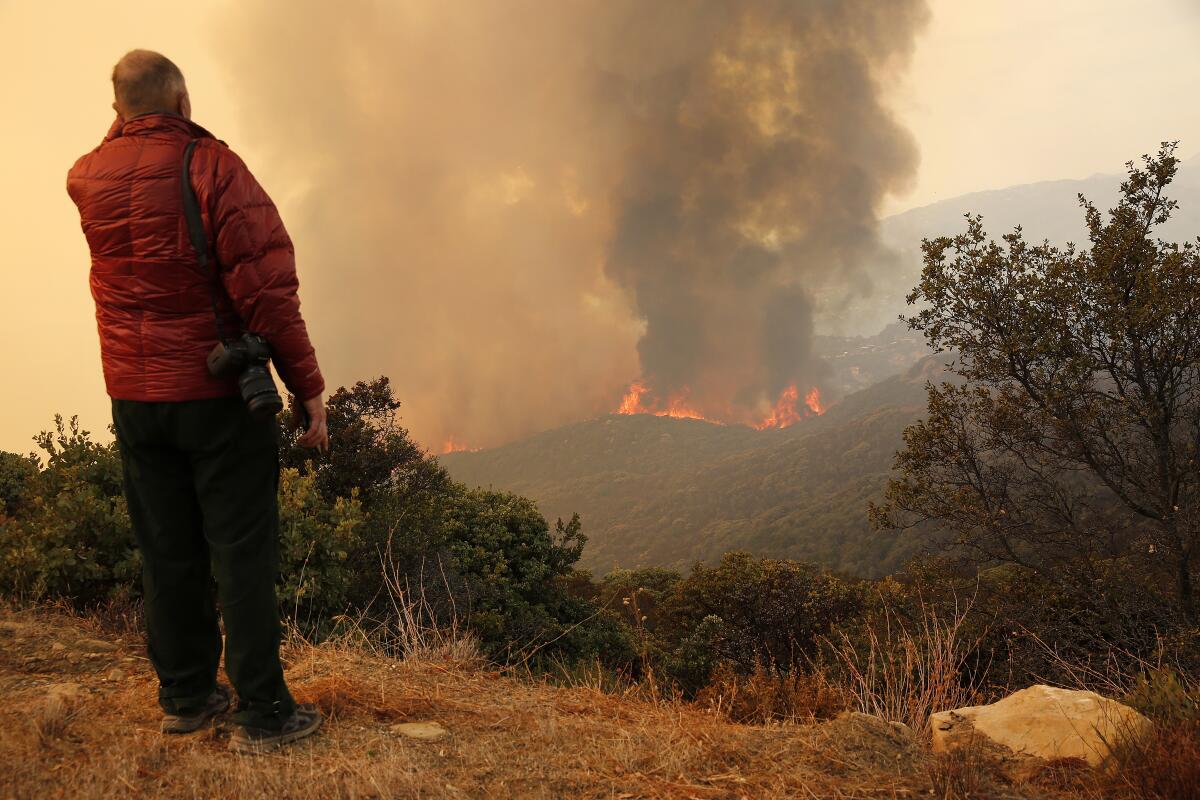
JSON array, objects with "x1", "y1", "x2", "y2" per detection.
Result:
[
  {"x1": 601, "y1": 1, "x2": 927, "y2": 424},
  {"x1": 215, "y1": 0, "x2": 927, "y2": 446}
]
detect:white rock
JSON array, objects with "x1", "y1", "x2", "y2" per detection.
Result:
[
  {"x1": 930, "y1": 684, "x2": 1152, "y2": 767},
  {"x1": 391, "y1": 721, "x2": 450, "y2": 741}
]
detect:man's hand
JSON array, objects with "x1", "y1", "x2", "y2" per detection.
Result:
[{"x1": 295, "y1": 394, "x2": 329, "y2": 452}]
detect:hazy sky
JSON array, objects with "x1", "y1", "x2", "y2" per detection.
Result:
[
  {"x1": 891, "y1": 0, "x2": 1200, "y2": 213},
  {"x1": 2, "y1": 0, "x2": 1198, "y2": 453}
]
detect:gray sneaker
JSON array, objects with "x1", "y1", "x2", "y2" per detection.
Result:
[
  {"x1": 228, "y1": 704, "x2": 323, "y2": 754},
  {"x1": 161, "y1": 685, "x2": 233, "y2": 734}
]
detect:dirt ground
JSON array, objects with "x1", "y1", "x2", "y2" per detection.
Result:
[{"x1": 0, "y1": 607, "x2": 1102, "y2": 799}]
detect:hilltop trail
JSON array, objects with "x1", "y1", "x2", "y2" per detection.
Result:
[{"x1": 0, "y1": 607, "x2": 1069, "y2": 799}]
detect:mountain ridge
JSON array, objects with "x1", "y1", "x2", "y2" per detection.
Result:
[
  {"x1": 827, "y1": 153, "x2": 1200, "y2": 336},
  {"x1": 442, "y1": 357, "x2": 943, "y2": 577}
]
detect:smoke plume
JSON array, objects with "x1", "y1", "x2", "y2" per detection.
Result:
[{"x1": 216, "y1": 1, "x2": 927, "y2": 448}]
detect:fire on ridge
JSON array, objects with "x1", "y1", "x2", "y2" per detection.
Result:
[
  {"x1": 614, "y1": 381, "x2": 824, "y2": 429},
  {"x1": 438, "y1": 382, "x2": 824, "y2": 453},
  {"x1": 441, "y1": 436, "x2": 477, "y2": 455}
]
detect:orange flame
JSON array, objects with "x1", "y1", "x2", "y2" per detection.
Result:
[
  {"x1": 617, "y1": 380, "x2": 650, "y2": 415},
  {"x1": 616, "y1": 381, "x2": 825, "y2": 429},
  {"x1": 805, "y1": 387, "x2": 824, "y2": 415},
  {"x1": 441, "y1": 436, "x2": 474, "y2": 454},
  {"x1": 616, "y1": 382, "x2": 715, "y2": 423},
  {"x1": 755, "y1": 384, "x2": 825, "y2": 429},
  {"x1": 755, "y1": 385, "x2": 802, "y2": 430}
]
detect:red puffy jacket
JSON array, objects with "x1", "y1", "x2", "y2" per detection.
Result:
[{"x1": 66, "y1": 114, "x2": 324, "y2": 403}]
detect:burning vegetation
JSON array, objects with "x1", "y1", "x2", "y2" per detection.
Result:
[
  {"x1": 440, "y1": 436, "x2": 477, "y2": 455},
  {"x1": 615, "y1": 380, "x2": 824, "y2": 429}
]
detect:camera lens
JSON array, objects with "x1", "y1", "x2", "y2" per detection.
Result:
[{"x1": 239, "y1": 366, "x2": 284, "y2": 419}]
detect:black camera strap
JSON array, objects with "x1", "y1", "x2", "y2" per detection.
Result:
[{"x1": 181, "y1": 139, "x2": 232, "y2": 344}]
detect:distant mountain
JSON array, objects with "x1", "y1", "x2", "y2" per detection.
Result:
[
  {"x1": 832, "y1": 153, "x2": 1200, "y2": 335},
  {"x1": 442, "y1": 357, "x2": 944, "y2": 578},
  {"x1": 883, "y1": 152, "x2": 1200, "y2": 254}
]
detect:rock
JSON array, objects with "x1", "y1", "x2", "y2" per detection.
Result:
[
  {"x1": 931, "y1": 684, "x2": 1152, "y2": 767},
  {"x1": 73, "y1": 638, "x2": 118, "y2": 653},
  {"x1": 105, "y1": 668, "x2": 125, "y2": 681},
  {"x1": 391, "y1": 721, "x2": 450, "y2": 741},
  {"x1": 50, "y1": 642, "x2": 67, "y2": 652},
  {"x1": 819, "y1": 711, "x2": 918, "y2": 772},
  {"x1": 46, "y1": 682, "x2": 82, "y2": 701},
  {"x1": 831, "y1": 711, "x2": 913, "y2": 740},
  {"x1": 38, "y1": 683, "x2": 83, "y2": 741}
]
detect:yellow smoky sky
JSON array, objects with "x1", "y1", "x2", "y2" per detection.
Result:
[
  {"x1": 889, "y1": 0, "x2": 1200, "y2": 213},
  {"x1": 0, "y1": 0, "x2": 252, "y2": 454},
  {"x1": 2, "y1": 0, "x2": 1199, "y2": 453}
]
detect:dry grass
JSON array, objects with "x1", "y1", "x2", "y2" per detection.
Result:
[
  {"x1": 34, "y1": 684, "x2": 81, "y2": 745},
  {"x1": 1103, "y1": 719, "x2": 1200, "y2": 800},
  {"x1": 925, "y1": 741, "x2": 1011, "y2": 800},
  {"x1": 0, "y1": 604, "x2": 1149, "y2": 799},
  {"x1": 0, "y1": 606, "x2": 920, "y2": 799},
  {"x1": 695, "y1": 663, "x2": 851, "y2": 724},
  {"x1": 826, "y1": 595, "x2": 986, "y2": 739}
]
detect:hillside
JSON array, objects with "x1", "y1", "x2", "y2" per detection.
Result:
[
  {"x1": 443, "y1": 358, "x2": 942, "y2": 578},
  {"x1": 0, "y1": 606, "x2": 1131, "y2": 799}
]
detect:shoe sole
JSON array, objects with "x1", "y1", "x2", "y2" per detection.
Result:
[
  {"x1": 161, "y1": 694, "x2": 232, "y2": 734},
  {"x1": 228, "y1": 715, "x2": 323, "y2": 754}
]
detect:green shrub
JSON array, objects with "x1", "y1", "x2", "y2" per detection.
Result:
[
  {"x1": 276, "y1": 466, "x2": 366, "y2": 625},
  {"x1": 439, "y1": 488, "x2": 597, "y2": 659},
  {"x1": 0, "y1": 450, "x2": 38, "y2": 517},
  {"x1": 571, "y1": 554, "x2": 867, "y2": 694},
  {"x1": 663, "y1": 553, "x2": 864, "y2": 686},
  {"x1": 884, "y1": 556, "x2": 1194, "y2": 697},
  {"x1": 271, "y1": 378, "x2": 627, "y2": 663},
  {"x1": 279, "y1": 377, "x2": 443, "y2": 505},
  {"x1": 1125, "y1": 669, "x2": 1200, "y2": 724},
  {"x1": 0, "y1": 416, "x2": 137, "y2": 605},
  {"x1": 0, "y1": 417, "x2": 373, "y2": 623}
]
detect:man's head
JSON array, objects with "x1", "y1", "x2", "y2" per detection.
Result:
[{"x1": 111, "y1": 49, "x2": 190, "y2": 120}]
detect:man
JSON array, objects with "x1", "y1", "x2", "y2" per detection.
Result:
[{"x1": 66, "y1": 50, "x2": 328, "y2": 753}]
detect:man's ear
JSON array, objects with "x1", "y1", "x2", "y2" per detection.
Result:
[
  {"x1": 178, "y1": 90, "x2": 191, "y2": 120},
  {"x1": 111, "y1": 101, "x2": 123, "y2": 120}
]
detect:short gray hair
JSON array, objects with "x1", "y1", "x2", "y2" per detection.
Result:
[{"x1": 111, "y1": 49, "x2": 186, "y2": 116}]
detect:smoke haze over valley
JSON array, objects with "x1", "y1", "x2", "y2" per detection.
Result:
[
  {"x1": 218, "y1": 0, "x2": 929, "y2": 450},
  {"x1": 2, "y1": 0, "x2": 1199, "y2": 453}
]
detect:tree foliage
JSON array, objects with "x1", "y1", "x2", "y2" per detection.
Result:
[
  {"x1": 874, "y1": 144, "x2": 1200, "y2": 620},
  {"x1": 280, "y1": 377, "x2": 445, "y2": 505}
]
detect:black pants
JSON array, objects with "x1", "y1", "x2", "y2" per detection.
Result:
[{"x1": 112, "y1": 396, "x2": 296, "y2": 730}]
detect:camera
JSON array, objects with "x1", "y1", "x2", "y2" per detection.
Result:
[{"x1": 206, "y1": 333, "x2": 284, "y2": 419}]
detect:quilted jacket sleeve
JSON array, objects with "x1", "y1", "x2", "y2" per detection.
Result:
[{"x1": 208, "y1": 145, "x2": 325, "y2": 401}]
